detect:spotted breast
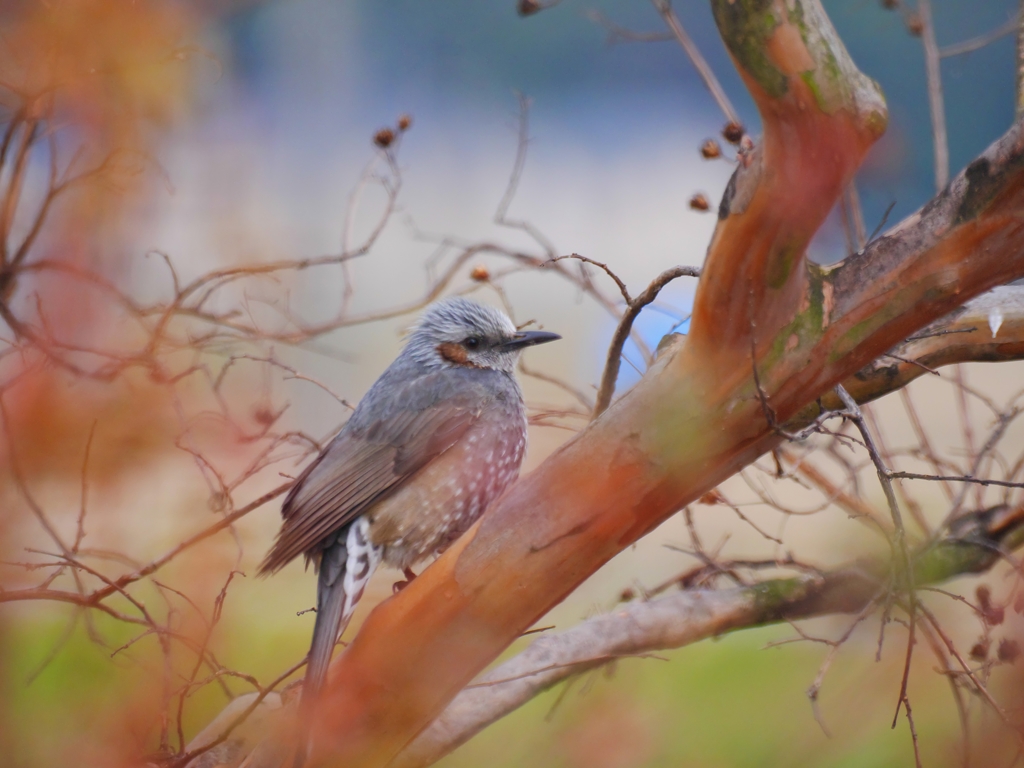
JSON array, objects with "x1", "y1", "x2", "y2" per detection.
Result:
[{"x1": 366, "y1": 379, "x2": 528, "y2": 569}]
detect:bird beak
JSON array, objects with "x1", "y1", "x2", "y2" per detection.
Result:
[{"x1": 500, "y1": 330, "x2": 561, "y2": 351}]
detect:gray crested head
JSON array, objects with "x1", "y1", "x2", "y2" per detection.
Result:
[{"x1": 402, "y1": 297, "x2": 560, "y2": 374}]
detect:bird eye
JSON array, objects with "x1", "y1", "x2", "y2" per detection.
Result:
[{"x1": 463, "y1": 337, "x2": 481, "y2": 350}]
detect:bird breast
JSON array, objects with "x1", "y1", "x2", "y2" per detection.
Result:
[{"x1": 366, "y1": 405, "x2": 528, "y2": 570}]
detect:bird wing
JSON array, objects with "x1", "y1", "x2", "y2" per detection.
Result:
[{"x1": 258, "y1": 371, "x2": 485, "y2": 574}]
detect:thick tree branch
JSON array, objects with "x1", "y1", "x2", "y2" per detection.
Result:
[
  {"x1": 393, "y1": 502, "x2": 1024, "y2": 768},
  {"x1": 689, "y1": 0, "x2": 886, "y2": 358},
  {"x1": 188, "y1": 503, "x2": 1024, "y2": 768},
  {"x1": 182, "y1": 124, "x2": 1024, "y2": 768},
  {"x1": 294, "y1": 5, "x2": 1024, "y2": 766},
  {"x1": 808, "y1": 285, "x2": 1024, "y2": 419}
]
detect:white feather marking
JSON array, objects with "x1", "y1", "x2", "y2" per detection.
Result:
[
  {"x1": 989, "y1": 306, "x2": 1004, "y2": 338},
  {"x1": 342, "y1": 517, "x2": 381, "y2": 622}
]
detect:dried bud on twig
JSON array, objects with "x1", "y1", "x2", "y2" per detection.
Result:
[
  {"x1": 970, "y1": 640, "x2": 990, "y2": 661},
  {"x1": 905, "y1": 12, "x2": 923, "y2": 36},
  {"x1": 470, "y1": 265, "x2": 490, "y2": 282},
  {"x1": 700, "y1": 139, "x2": 722, "y2": 160},
  {"x1": 397, "y1": 114, "x2": 413, "y2": 132},
  {"x1": 373, "y1": 128, "x2": 395, "y2": 148},
  {"x1": 976, "y1": 584, "x2": 1005, "y2": 625},
  {"x1": 252, "y1": 406, "x2": 276, "y2": 426},
  {"x1": 722, "y1": 121, "x2": 745, "y2": 145},
  {"x1": 998, "y1": 639, "x2": 1020, "y2": 663},
  {"x1": 689, "y1": 193, "x2": 711, "y2": 212},
  {"x1": 699, "y1": 489, "x2": 724, "y2": 505},
  {"x1": 517, "y1": 0, "x2": 542, "y2": 16},
  {"x1": 976, "y1": 584, "x2": 992, "y2": 608}
]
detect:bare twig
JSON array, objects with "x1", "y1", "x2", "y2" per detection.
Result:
[
  {"x1": 918, "y1": 0, "x2": 949, "y2": 190},
  {"x1": 941, "y1": 12, "x2": 1019, "y2": 57},
  {"x1": 592, "y1": 265, "x2": 700, "y2": 417},
  {"x1": 650, "y1": 0, "x2": 740, "y2": 125}
]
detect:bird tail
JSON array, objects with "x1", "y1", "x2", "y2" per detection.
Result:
[
  {"x1": 294, "y1": 517, "x2": 380, "y2": 766},
  {"x1": 303, "y1": 548, "x2": 350, "y2": 705}
]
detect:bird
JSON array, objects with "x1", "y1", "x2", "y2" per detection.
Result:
[{"x1": 258, "y1": 297, "x2": 560, "y2": 728}]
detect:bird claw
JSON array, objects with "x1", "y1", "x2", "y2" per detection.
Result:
[{"x1": 391, "y1": 568, "x2": 418, "y2": 594}]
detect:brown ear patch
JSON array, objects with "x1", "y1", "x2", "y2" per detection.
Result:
[{"x1": 437, "y1": 342, "x2": 474, "y2": 366}]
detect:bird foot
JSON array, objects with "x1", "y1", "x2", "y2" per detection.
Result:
[{"x1": 391, "y1": 568, "x2": 418, "y2": 594}]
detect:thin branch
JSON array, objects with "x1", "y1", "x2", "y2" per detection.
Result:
[
  {"x1": 650, "y1": 0, "x2": 740, "y2": 125},
  {"x1": 194, "y1": 503, "x2": 1024, "y2": 768},
  {"x1": 494, "y1": 94, "x2": 558, "y2": 257},
  {"x1": 918, "y1": 0, "x2": 949, "y2": 191},
  {"x1": 941, "y1": 12, "x2": 1019, "y2": 57},
  {"x1": 835, "y1": 385, "x2": 919, "y2": 728},
  {"x1": 592, "y1": 265, "x2": 701, "y2": 417},
  {"x1": 888, "y1": 472, "x2": 1024, "y2": 490},
  {"x1": 389, "y1": 504, "x2": 1024, "y2": 768},
  {"x1": 585, "y1": 10, "x2": 674, "y2": 45}
]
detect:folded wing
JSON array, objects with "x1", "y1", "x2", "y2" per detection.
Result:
[{"x1": 258, "y1": 370, "x2": 486, "y2": 574}]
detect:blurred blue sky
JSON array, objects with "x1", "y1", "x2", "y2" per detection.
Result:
[
  {"x1": 178, "y1": 0, "x2": 1021, "y2": 396},
  {"x1": 218, "y1": 0, "x2": 1018, "y2": 218}
]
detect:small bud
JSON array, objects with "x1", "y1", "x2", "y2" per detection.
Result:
[
  {"x1": 880, "y1": 0, "x2": 898, "y2": 9},
  {"x1": 976, "y1": 584, "x2": 992, "y2": 610},
  {"x1": 397, "y1": 114, "x2": 413, "y2": 132},
  {"x1": 689, "y1": 193, "x2": 711, "y2": 212},
  {"x1": 722, "y1": 121, "x2": 745, "y2": 145},
  {"x1": 700, "y1": 139, "x2": 722, "y2": 159},
  {"x1": 970, "y1": 640, "x2": 989, "y2": 661},
  {"x1": 373, "y1": 128, "x2": 395, "y2": 148},
  {"x1": 699, "y1": 489, "x2": 724, "y2": 505},
  {"x1": 998, "y1": 638, "x2": 1020, "y2": 663},
  {"x1": 470, "y1": 265, "x2": 490, "y2": 282},
  {"x1": 517, "y1": 0, "x2": 542, "y2": 16},
  {"x1": 986, "y1": 605, "x2": 1006, "y2": 627},
  {"x1": 619, "y1": 587, "x2": 635, "y2": 602},
  {"x1": 905, "y1": 12, "x2": 924, "y2": 36},
  {"x1": 252, "y1": 406, "x2": 276, "y2": 426}
]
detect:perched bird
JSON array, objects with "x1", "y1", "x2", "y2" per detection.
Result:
[{"x1": 259, "y1": 297, "x2": 559, "y2": 717}]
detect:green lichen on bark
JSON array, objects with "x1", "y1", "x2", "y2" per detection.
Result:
[
  {"x1": 765, "y1": 239, "x2": 800, "y2": 289},
  {"x1": 711, "y1": 0, "x2": 887, "y2": 134},
  {"x1": 911, "y1": 540, "x2": 994, "y2": 586},
  {"x1": 711, "y1": 0, "x2": 787, "y2": 98},
  {"x1": 742, "y1": 512, "x2": 1024, "y2": 630},
  {"x1": 913, "y1": 508, "x2": 1024, "y2": 585},
  {"x1": 757, "y1": 263, "x2": 826, "y2": 372},
  {"x1": 749, "y1": 575, "x2": 814, "y2": 621},
  {"x1": 786, "y1": 0, "x2": 885, "y2": 130}
]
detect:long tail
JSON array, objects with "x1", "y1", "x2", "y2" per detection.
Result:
[
  {"x1": 303, "y1": 545, "x2": 349, "y2": 704},
  {"x1": 294, "y1": 517, "x2": 380, "y2": 766}
]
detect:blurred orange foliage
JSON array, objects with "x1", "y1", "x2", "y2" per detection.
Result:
[
  {"x1": 0, "y1": 0, "x2": 202, "y2": 484},
  {"x1": 1, "y1": 0, "x2": 193, "y2": 136}
]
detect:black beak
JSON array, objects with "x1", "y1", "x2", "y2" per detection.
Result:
[{"x1": 500, "y1": 330, "x2": 561, "y2": 351}]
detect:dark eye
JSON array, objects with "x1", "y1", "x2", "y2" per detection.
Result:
[{"x1": 463, "y1": 337, "x2": 481, "y2": 350}]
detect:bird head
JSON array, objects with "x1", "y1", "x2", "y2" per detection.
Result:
[{"x1": 406, "y1": 297, "x2": 560, "y2": 373}]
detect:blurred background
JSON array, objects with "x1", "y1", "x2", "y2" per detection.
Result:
[{"x1": 1, "y1": 0, "x2": 1023, "y2": 766}]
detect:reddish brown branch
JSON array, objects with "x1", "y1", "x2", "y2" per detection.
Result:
[{"x1": 299, "y1": 5, "x2": 1024, "y2": 766}]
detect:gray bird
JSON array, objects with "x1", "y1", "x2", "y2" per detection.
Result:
[{"x1": 258, "y1": 297, "x2": 559, "y2": 717}]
